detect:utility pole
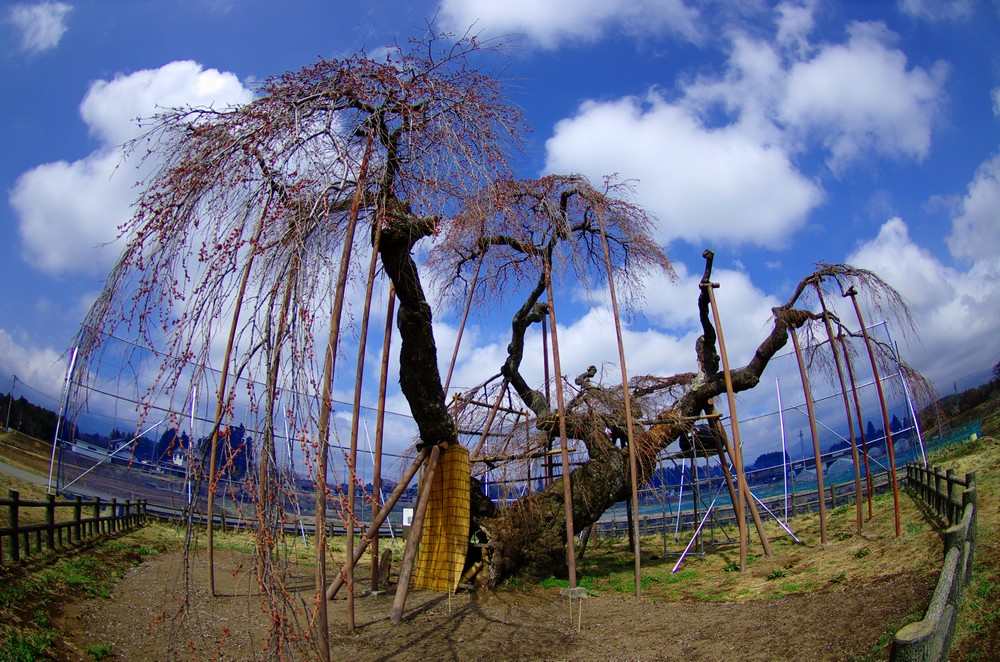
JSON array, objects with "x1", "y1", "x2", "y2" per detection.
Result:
[{"x1": 4, "y1": 375, "x2": 16, "y2": 431}]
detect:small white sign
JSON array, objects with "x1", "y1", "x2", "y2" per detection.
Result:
[{"x1": 402, "y1": 507, "x2": 414, "y2": 528}]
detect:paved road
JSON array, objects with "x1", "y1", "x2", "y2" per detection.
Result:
[{"x1": 0, "y1": 458, "x2": 114, "y2": 500}]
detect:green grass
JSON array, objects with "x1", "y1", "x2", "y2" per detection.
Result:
[
  {"x1": 846, "y1": 610, "x2": 924, "y2": 662},
  {"x1": 0, "y1": 525, "x2": 171, "y2": 661},
  {"x1": 1, "y1": 629, "x2": 56, "y2": 662},
  {"x1": 664, "y1": 569, "x2": 699, "y2": 584},
  {"x1": 84, "y1": 642, "x2": 113, "y2": 660}
]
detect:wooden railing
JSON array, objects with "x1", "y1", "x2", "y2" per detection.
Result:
[
  {"x1": 890, "y1": 463, "x2": 977, "y2": 662},
  {"x1": 1, "y1": 490, "x2": 147, "y2": 565}
]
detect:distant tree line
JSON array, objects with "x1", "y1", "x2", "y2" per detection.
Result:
[
  {"x1": 1, "y1": 393, "x2": 74, "y2": 441},
  {"x1": 920, "y1": 369, "x2": 1000, "y2": 428},
  {"x1": 2, "y1": 391, "x2": 252, "y2": 479}
]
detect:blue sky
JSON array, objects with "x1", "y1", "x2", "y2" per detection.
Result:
[{"x1": 1, "y1": 1, "x2": 999, "y2": 462}]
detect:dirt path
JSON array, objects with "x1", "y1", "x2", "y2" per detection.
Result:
[{"x1": 55, "y1": 544, "x2": 934, "y2": 661}]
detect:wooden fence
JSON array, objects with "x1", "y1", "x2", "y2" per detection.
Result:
[
  {"x1": 891, "y1": 463, "x2": 977, "y2": 662},
  {"x1": 1, "y1": 489, "x2": 147, "y2": 565}
]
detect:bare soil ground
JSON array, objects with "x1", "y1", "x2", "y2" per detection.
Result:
[
  {"x1": 50, "y1": 539, "x2": 934, "y2": 661},
  {"x1": 5, "y1": 422, "x2": 1000, "y2": 661}
]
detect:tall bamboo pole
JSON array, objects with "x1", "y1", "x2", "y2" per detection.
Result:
[
  {"x1": 470, "y1": 378, "x2": 511, "y2": 459},
  {"x1": 702, "y1": 281, "x2": 751, "y2": 569},
  {"x1": 344, "y1": 213, "x2": 384, "y2": 630},
  {"x1": 790, "y1": 327, "x2": 827, "y2": 544},
  {"x1": 206, "y1": 216, "x2": 265, "y2": 596},
  {"x1": 328, "y1": 447, "x2": 429, "y2": 600},
  {"x1": 594, "y1": 209, "x2": 642, "y2": 599},
  {"x1": 840, "y1": 334, "x2": 874, "y2": 520},
  {"x1": 371, "y1": 288, "x2": 395, "y2": 592},
  {"x1": 814, "y1": 284, "x2": 864, "y2": 534},
  {"x1": 705, "y1": 404, "x2": 772, "y2": 557},
  {"x1": 443, "y1": 259, "x2": 482, "y2": 395},
  {"x1": 313, "y1": 132, "x2": 373, "y2": 657},
  {"x1": 545, "y1": 264, "x2": 578, "y2": 588},
  {"x1": 390, "y1": 444, "x2": 442, "y2": 624},
  {"x1": 542, "y1": 317, "x2": 553, "y2": 487},
  {"x1": 845, "y1": 286, "x2": 901, "y2": 537}
]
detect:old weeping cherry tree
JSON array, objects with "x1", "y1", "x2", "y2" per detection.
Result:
[{"x1": 71, "y1": 31, "x2": 931, "y2": 653}]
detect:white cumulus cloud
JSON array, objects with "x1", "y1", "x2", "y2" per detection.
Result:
[
  {"x1": 847, "y1": 217, "x2": 1000, "y2": 390},
  {"x1": 439, "y1": 0, "x2": 701, "y2": 49},
  {"x1": 0, "y1": 329, "x2": 68, "y2": 398},
  {"x1": 947, "y1": 152, "x2": 1000, "y2": 262},
  {"x1": 9, "y1": 61, "x2": 253, "y2": 277},
  {"x1": 7, "y1": 1, "x2": 72, "y2": 54},
  {"x1": 779, "y1": 21, "x2": 947, "y2": 170},
  {"x1": 897, "y1": 0, "x2": 974, "y2": 22},
  {"x1": 544, "y1": 93, "x2": 823, "y2": 249}
]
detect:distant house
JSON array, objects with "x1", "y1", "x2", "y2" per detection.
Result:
[{"x1": 171, "y1": 441, "x2": 188, "y2": 467}]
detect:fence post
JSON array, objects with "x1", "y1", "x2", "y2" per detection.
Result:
[
  {"x1": 93, "y1": 497, "x2": 101, "y2": 536},
  {"x1": 46, "y1": 493, "x2": 55, "y2": 551},
  {"x1": 934, "y1": 469, "x2": 944, "y2": 518},
  {"x1": 74, "y1": 496, "x2": 82, "y2": 543},
  {"x1": 9, "y1": 489, "x2": 19, "y2": 564},
  {"x1": 830, "y1": 483, "x2": 838, "y2": 509},
  {"x1": 945, "y1": 469, "x2": 956, "y2": 524},
  {"x1": 964, "y1": 472, "x2": 977, "y2": 577}
]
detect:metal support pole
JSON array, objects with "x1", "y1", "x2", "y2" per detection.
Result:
[
  {"x1": 344, "y1": 216, "x2": 385, "y2": 631},
  {"x1": 48, "y1": 346, "x2": 78, "y2": 494},
  {"x1": 443, "y1": 260, "x2": 481, "y2": 394},
  {"x1": 776, "y1": 379, "x2": 789, "y2": 522},
  {"x1": 542, "y1": 317, "x2": 553, "y2": 487}
]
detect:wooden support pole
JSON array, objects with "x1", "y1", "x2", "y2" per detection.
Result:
[
  {"x1": 790, "y1": 328, "x2": 828, "y2": 544},
  {"x1": 9, "y1": 490, "x2": 19, "y2": 563},
  {"x1": 390, "y1": 444, "x2": 442, "y2": 625},
  {"x1": 328, "y1": 447, "x2": 429, "y2": 600},
  {"x1": 841, "y1": 334, "x2": 875, "y2": 520},
  {"x1": 707, "y1": 407, "x2": 772, "y2": 557},
  {"x1": 845, "y1": 286, "x2": 901, "y2": 537},
  {"x1": 344, "y1": 210, "x2": 385, "y2": 631},
  {"x1": 702, "y1": 280, "x2": 768, "y2": 568},
  {"x1": 814, "y1": 284, "x2": 864, "y2": 535},
  {"x1": 443, "y1": 259, "x2": 481, "y2": 394},
  {"x1": 371, "y1": 288, "x2": 395, "y2": 593},
  {"x1": 595, "y1": 208, "x2": 643, "y2": 599},
  {"x1": 545, "y1": 265, "x2": 578, "y2": 589}
]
